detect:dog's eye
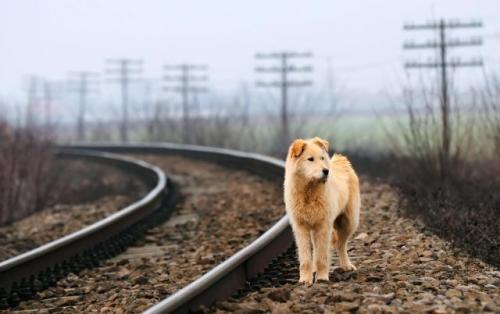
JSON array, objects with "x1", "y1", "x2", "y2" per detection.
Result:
[
  {"x1": 307, "y1": 157, "x2": 314, "y2": 161},
  {"x1": 321, "y1": 157, "x2": 325, "y2": 160}
]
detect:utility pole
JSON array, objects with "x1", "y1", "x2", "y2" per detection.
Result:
[
  {"x1": 240, "y1": 81, "x2": 251, "y2": 126},
  {"x1": 68, "y1": 72, "x2": 98, "y2": 141},
  {"x1": 255, "y1": 51, "x2": 313, "y2": 143},
  {"x1": 403, "y1": 19, "x2": 483, "y2": 179},
  {"x1": 26, "y1": 76, "x2": 39, "y2": 128},
  {"x1": 42, "y1": 80, "x2": 57, "y2": 131},
  {"x1": 326, "y1": 57, "x2": 337, "y2": 113},
  {"x1": 106, "y1": 59, "x2": 142, "y2": 142},
  {"x1": 163, "y1": 63, "x2": 208, "y2": 143}
]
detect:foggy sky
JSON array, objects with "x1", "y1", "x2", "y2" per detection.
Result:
[{"x1": 1, "y1": 0, "x2": 499, "y2": 110}]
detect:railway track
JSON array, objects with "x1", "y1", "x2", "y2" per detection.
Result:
[
  {"x1": 0, "y1": 158, "x2": 148, "y2": 263},
  {"x1": 5, "y1": 144, "x2": 497, "y2": 313},
  {"x1": 0, "y1": 149, "x2": 172, "y2": 310},
  {"x1": 61, "y1": 144, "x2": 293, "y2": 314},
  {"x1": 207, "y1": 181, "x2": 500, "y2": 313},
  {"x1": 77, "y1": 145, "x2": 497, "y2": 314},
  {"x1": 7, "y1": 144, "x2": 287, "y2": 313}
]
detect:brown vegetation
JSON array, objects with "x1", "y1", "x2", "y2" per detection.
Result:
[
  {"x1": 375, "y1": 76, "x2": 500, "y2": 267},
  {"x1": 0, "y1": 124, "x2": 59, "y2": 225},
  {"x1": 475, "y1": 72, "x2": 500, "y2": 175}
]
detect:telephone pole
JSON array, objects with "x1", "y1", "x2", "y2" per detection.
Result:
[
  {"x1": 43, "y1": 81, "x2": 53, "y2": 129},
  {"x1": 68, "y1": 71, "x2": 98, "y2": 141},
  {"x1": 41, "y1": 80, "x2": 63, "y2": 132},
  {"x1": 26, "y1": 76, "x2": 39, "y2": 128},
  {"x1": 403, "y1": 19, "x2": 483, "y2": 179},
  {"x1": 106, "y1": 59, "x2": 142, "y2": 142},
  {"x1": 255, "y1": 51, "x2": 313, "y2": 142},
  {"x1": 326, "y1": 57, "x2": 337, "y2": 113},
  {"x1": 163, "y1": 63, "x2": 208, "y2": 143}
]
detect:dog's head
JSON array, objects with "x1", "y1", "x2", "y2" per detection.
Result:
[{"x1": 286, "y1": 137, "x2": 330, "y2": 183}]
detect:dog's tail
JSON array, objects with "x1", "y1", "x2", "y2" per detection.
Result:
[{"x1": 331, "y1": 153, "x2": 360, "y2": 230}]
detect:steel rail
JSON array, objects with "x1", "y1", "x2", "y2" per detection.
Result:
[
  {"x1": 61, "y1": 143, "x2": 294, "y2": 314},
  {"x1": 0, "y1": 149, "x2": 171, "y2": 308}
]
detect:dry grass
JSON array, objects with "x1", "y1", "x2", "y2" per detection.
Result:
[
  {"x1": 387, "y1": 83, "x2": 476, "y2": 182},
  {"x1": 0, "y1": 124, "x2": 60, "y2": 225},
  {"x1": 474, "y1": 72, "x2": 500, "y2": 175}
]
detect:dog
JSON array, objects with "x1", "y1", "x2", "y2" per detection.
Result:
[{"x1": 284, "y1": 137, "x2": 360, "y2": 284}]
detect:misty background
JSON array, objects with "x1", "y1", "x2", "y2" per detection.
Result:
[{"x1": 0, "y1": 0, "x2": 499, "y2": 151}]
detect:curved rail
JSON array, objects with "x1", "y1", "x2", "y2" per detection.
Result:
[
  {"x1": 62, "y1": 143, "x2": 293, "y2": 314},
  {"x1": 0, "y1": 149, "x2": 171, "y2": 308}
]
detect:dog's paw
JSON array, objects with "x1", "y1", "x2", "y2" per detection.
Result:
[
  {"x1": 340, "y1": 262, "x2": 357, "y2": 272},
  {"x1": 315, "y1": 272, "x2": 329, "y2": 282},
  {"x1": 299, "y1": 275, "x2": 313, "y2": 286}
]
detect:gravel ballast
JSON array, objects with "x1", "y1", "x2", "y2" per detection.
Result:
[
  {"x1": 6, "y1": 155, "x2": 499, "y2": 314},
  {"x1": 210, "y1": 179, "x2": 500, "y2": 313},
  {"x1": 10, "y1": 154, "x2": 284, "y2": 313}
]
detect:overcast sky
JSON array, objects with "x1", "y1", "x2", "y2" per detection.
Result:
[{"x1": 1, "y1": 0, "x2": 499, "y2": 111}]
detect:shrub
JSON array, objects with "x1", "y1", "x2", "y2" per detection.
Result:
[
  {"x1": 380, "y1": 78, "x2": 500, "y2": 266},
  {"x1": 0, "y1": 125, "x2": 59, "y2": 225}
]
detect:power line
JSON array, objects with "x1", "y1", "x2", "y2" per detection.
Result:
[
  {"x1": 163, "y1": 63, "x2": 209, "y2": 143},
  {"x1": 403, "y1": 18, "x2": 483, "y2": 179},
  {"x1": 333, "y1": 59, "x2": 400, "y2": 72},
  {"x1": 106, "y1": 59, "x2": 143, "y2": 142},
  {"x1": 68, "y1": 71, "x2": 98, "y2": 141},
  {"x1": 404, "y1": 20, "x2": 483, "y2": 30},
  {"x1": 255, "y1": 51, "x2": 313, "y2": 142}
]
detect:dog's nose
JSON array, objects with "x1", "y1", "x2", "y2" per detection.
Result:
[{"x1": 322, "y1": 168, "x2": 329, "y2": 176}]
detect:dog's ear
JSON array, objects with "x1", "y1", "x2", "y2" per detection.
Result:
[
  {"x1": 312, "y1": 137, "x2": 329, "y2": 152},
  {"x1": 289, "y1": 139, "x2": 307, "y2": 158}
]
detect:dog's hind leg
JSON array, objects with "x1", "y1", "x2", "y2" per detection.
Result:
[
  {"x1": 311, "y1": 230, "x2": 317, "y2": 274},
  {"x1": 312, "y1": 222, "x2": 332, "y2": 281},
  {"x1": 331, "y1": 227, "x2": 339, "y2": 248},
  {"x1": 334, "y1": 213, "x2": 358, "y2": 271},
  {"x1": 294, "y1": 223, "x2": 313, "y2": 284}
]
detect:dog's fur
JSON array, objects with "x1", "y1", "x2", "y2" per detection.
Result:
[{"x1": 284, "y1": 137, "x2": 360, "y2": 284}]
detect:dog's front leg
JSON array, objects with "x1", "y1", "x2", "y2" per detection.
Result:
[
  {"x1": 294, "y1": 223, "x2": 313, "y2": 285},
  {"x1": 312, "y1": 222, "x2": 332, "y2": 281}
]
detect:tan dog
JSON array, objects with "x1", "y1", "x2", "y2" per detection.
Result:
[{"x1": 284, "y1": 137, "x2": 360, "y2": 284}]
